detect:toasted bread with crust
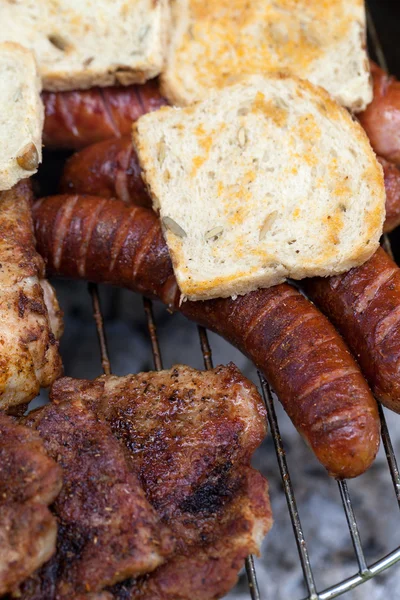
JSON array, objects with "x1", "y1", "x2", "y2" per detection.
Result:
[
  {"x1": 0, "y1": 43, "x2": 43, "y2": 191},
  {"x1": 133, "y1": 74, "x2": 385, "y2": 301},
  {"x1": 0, "y1": 1, "x2": 169, "y2": 92},
  {"x1": 162, "y1": 0, "x2": 372, "y2": 112}
]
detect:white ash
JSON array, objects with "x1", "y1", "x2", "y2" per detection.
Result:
[{"x1": 33, "y1": 280, "x2": 400, "y2": 600}]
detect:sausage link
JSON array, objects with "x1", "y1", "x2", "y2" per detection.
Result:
[
  {"x1": 61, "y1": 137, "x2": 150, "y2": 207},
  {"x1": 42, "y1": 80, "x2": 167, "y2": 150},
  {"x1": 33, "y1": 194, "x2": 380, "y2": 479},
  {"x1": 358, "y1": 62, "x2": 400, "y2": 164},
  {"x1": 304, "y1": 247, "x2": 400, "y2": 413},
  {"x1": 61, "y1": 136, "x2": 400, "y2": 233},
  {"x1": 379, "y1": 156, "x2": 400, "y2": 232}
]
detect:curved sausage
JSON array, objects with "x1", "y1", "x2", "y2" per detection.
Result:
[
  {"x1": 304, "y1": 248, "x2": 400, "y2": 413},
  {"x1": 60, "y1": 137, "x2": 150, "y2": 207},
  {"x1": 60, "y1": 135, "x2": 400, "y2": 233},
  {"x1": 379, "y1": 156, "x2": 400, "y2": 232},
  {"x1": 33, "y1": 194, "x2": 380, "y2": 479},
  {"x1": 42, "y1": 80, "x2": 167, "y2": 150},
  {"x1": 358, "y1": 62, "x2": 400, "y2": 164}
]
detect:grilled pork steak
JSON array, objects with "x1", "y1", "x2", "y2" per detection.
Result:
[
  {"x1": 22, "y1": 400, "x2": 175, "y2": 599},
  {"x1": 50, "y1": 364, "x2": 272, "y2": 599}
]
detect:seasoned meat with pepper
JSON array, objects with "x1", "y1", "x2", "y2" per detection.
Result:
[
  {"x1": 50, "y1": 364, "x2": 272, "y2": 600},
  {"x1": 0, "y1": 412, "x2": 62, "y2": 596},
  {"x1": 22, "y1": 399, "x2": 175, "y2": 600}
]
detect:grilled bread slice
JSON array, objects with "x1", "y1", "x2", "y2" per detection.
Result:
[
  {"x1": 0, "y1": 43, "x2": 43, "y2": 191},
  {"x1": 0, "y1": 0, "x2": 169, "y2": 91},
  {"x1": 162, "y1": 0, "x2": 372, "y2": 112},
  {"x1": 133, "y1": 74, "x2": 385, "y2": 301}
]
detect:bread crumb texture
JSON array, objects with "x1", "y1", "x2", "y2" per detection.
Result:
[
  {"x1": 0, "y1": 42, "x2": 43, "y2": 190},
  {"x1": 163, "y1": 0, "x2": 372, "y2": 111},
  {"x1": 0, "y1": 0, "x2": 169, "y2": 91},
  {"x1": 134, "y1": 75, "x2": 385, "y2": 301}
]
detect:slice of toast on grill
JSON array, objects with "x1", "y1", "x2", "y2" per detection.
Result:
[
  {"x1": 0, "y1": 0, "x2": 169, "y2": 91},
  {"x1": 162, "y1": 0, "x2": 372, "y2": 112},
  {"x1": 133, "y1": 74, "x2": 385, "y2": 301},
  {"x1": 0, "y1": 42, "x2": 43, "y2": 191}
]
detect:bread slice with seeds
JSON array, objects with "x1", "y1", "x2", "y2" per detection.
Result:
[
  {"x1": 0, "y1": 0, "x2": 169, "y2": 91},
  {"x1": 0, "y1": 42, "x2": 43, "y2": 191},
  {"x1": 162, "y1": 0, "x2": 372, "y2": 112},
  {"x1": 133, "y1": 74, "x2": 385, "y2": 301}
]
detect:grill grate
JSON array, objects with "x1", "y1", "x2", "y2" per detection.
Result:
[{"x1": 84, "y1": 5, "x2": 400, "y2": 597}]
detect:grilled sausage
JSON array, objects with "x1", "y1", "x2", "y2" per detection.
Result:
[
  {"x1": 33, "y1": 194, "x2": 380, "y2": 479},
  {"x1": 358, "y1": 62, "x2": 400, "y2": 164},
  {"x1": 42, "y1": 81, "x2": 167, "y2": 150},
  {"x1": 304, "y1": 247, "x2": 400, "y2": 413},
  {"x1": 60, "y1": 137, "x2": 150, "y2": 207},
  {"x1": 379, "y1": 156, "x2": 400, "y2": 232},
  {"x1": 61, "y1": 135, "x2": 400, "y2": 233}
]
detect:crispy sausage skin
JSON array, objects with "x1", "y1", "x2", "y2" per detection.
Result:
[
  {"x1": 304, "y1": 248, "x2": 400, "y2": 413},
  {"x1": 61, "y1": 136, "x2": 400, "y2": 234},
  {"x1": 33, "y1": 194, "x2": 380, "y2": 479},
  {"x1": 42, "y1": 80, "x2": 167, "y2": 150},
  {"x1": 358, "y1": 62, "x2": 400, "y2": 164},
  {"x1": 379, "y1": 156, "x2": 400, "y2": 232},
  {"x1": 60, "y1": 137, "x2": 150, "y2": 207}
]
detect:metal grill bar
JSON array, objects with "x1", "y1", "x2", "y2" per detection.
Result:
[
  {"x1": 259, "y1": 375, "x2": 318, "y2": 600},
  {"x1": 89, "y1": 283, "x2": 111, "y2": 375},
  {"x1": 260, "y1": 375, "x2": 400, "y2": 600},
  {"x1": 143, "y1": 298, "x2": 163, "y2": 371},
  {"x1": 337, "y1": 481, "x2": 368, "y2": 575},
  {"x1": 198, "y1": 325, "x2": 213, "y2": 370},
  {"x1": 378, "y1": 404, "x2": 400, "y2": 508}
]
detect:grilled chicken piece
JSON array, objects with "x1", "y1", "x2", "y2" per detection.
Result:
[
  {"x1": 0, "y1": 180, "x2": 63, "y2": 410},
  {"x1": 0, "y1": 412, "x2": 62, "y2": 596},
  {"x1": 22, "y1": 399, "x2": 175, "y2": 599},
  {"x1": 51, "y1": 364, "x2": 272, "y2": 600}
]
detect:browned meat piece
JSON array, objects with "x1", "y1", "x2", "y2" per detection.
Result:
[
  {"x1": 111, "y1": 467, "x2": 269, "y2": 600},
  {"x1": 0, "y1": 180, "x2": 63, "y2": 410},
  {"x1": 22, "y1": 399, "x2": 175, "y2": 599},
  {"x1": 50, "y1": 364, "x2": 272, "y2": 600},
  {"x1": 0, "y1": 412, "x2": 62, "y2": 596}
]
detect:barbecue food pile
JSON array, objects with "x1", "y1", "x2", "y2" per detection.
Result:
[
  {"x1": 1, "y1": 1, "x2": 400, "y2": 598},
  {"x1": 1, "y1": 365, "x2": 272, "y2": 599}
]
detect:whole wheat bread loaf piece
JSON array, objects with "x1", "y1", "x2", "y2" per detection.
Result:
[
  {"x1": 0, "y1": 0, "x2": 169, "y2": 91},
  {"x1": 133, "y1": 74, "x2": 385, "y2": 301},
  {"x1": 0, "y1": 42, "x2": 43, "y2": 191},
  {"x1": 162, "y1": 0, "x2": 372, "y2": 112}
]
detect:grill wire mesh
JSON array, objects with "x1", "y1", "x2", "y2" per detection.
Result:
[{"x1": 82, "y1": 5, "x2": 400, "y2": 598}]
